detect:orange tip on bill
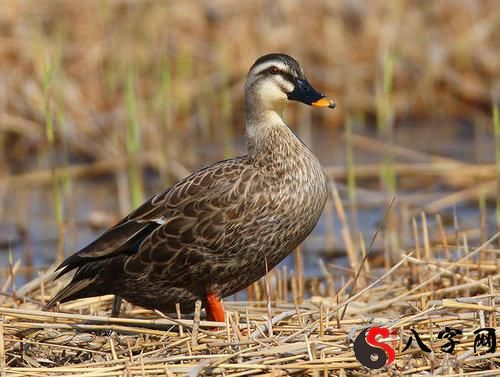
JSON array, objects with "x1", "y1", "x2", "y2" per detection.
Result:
[{"x1": 311, "y1": 97, "x2": 336, "y2": 108}]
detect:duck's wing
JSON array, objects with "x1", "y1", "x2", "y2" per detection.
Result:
[
  {"x1": 121, "y1": 160, "x2": 272, "y2": 286},
  {"x1": 54, "y1": 157, "x2": 250, "y2": 280},
  {"x1": 53, "y1": 194, "x2": 168, "y2": 278},
  {"x1": 45, "y1": 191, "x2": 173, "y2": 308}
]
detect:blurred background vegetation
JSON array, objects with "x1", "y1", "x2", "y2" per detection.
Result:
[{"x1": 0, "y1": 0, "x2": 499, "y2": 282}]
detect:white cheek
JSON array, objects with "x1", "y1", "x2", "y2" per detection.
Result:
[
  {"x1": 276, "y1": 76, "x2": 294, "y2": 93},
  {"x1": 258, "y1": 81, "x2": 287, "y2": 107}
]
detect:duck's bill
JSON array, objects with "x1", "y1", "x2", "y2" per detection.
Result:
[
  {"x1": 287, "y1": 78, "x2": 336, "y2": 109},
  {"x1": 311, "y1": 96, "x2": 336, "y2": 108}
]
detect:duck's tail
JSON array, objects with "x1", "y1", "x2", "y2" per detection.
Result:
[{"x1": 43, "y1": 277, "x2": 97, "y2": 311}]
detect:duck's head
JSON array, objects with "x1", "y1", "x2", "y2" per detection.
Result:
[{"x1": 245, "y1": 53, "x2": 336, "y2": 112}]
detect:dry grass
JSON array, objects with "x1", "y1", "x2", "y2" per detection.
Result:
[{"x1": 0, "y1": 229, "x2": 498, "y2": 375}]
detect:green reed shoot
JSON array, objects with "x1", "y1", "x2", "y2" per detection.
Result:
[
  {"x1": 175, "y1": 49, "x2": 193, "y2": 116},
  {"x1": 43, "y1": 60, "x2": 54, "y2": 145},
  {"x1": 175, "y1": 50, "x2": 195, "y2": 162},
  {"x1": 55, "y1": 61, "x2": 72, "y2": 195},
  {"x1": 375, "y1": 50, "x2": 399, "y2": 260},
  {"x1": 376, "y1": 52, "x2": 396, "y2": 195},
  {"x1": 219, "y1": 49, "x2": 235, "y2": 158},
  {"x1": 345, "y1": 115, "x2": 357, "y2": 230},
  {"x1": 0, "y1": 121, "x2": 3, "y2": 167},
  {"x1": 125, "y1": 70, "x2": 144, "y2": 208},
  {"x1": 494, "y1": 104, "x2": 500, "y2": 227},
  {"x1": 157, "y1": 57, "x2": 174, "y2": 185},
  {"x1": 43, "y1": 57, "x2": 64, "y2": 229}
]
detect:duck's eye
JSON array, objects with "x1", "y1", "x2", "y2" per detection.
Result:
[{"x1": 269, "y1": 66, "x2": 279, "y2": 74}]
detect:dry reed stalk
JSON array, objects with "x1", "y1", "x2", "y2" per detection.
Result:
[
  {"x1": 325, "y1": 162, "x2": 497, "y2": 186},
  {"x1": 422, "y1": 180, "x2": 496, "y2": 214},
  {"x1": 329, "y1": 183, "x2": 360, "y2": 280},
  {"x1": 0, "y1": 199, "x2": 498, "y2": 374},
  {"x1": 293, "y1": 248, "x2": 304, "y2": 304}
]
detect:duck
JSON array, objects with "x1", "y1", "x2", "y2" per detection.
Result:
[{"x1": 45, "y1": 53, "x2": 336, "y2": 322}]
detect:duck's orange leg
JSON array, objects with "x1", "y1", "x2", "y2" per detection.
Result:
[{"x1": 206, "y1": 293, "x2": 225, "y2": 322}]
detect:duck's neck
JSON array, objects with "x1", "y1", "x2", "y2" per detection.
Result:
[{"x1": 245, "y1": 100, "x2": 306, "y2": 163}]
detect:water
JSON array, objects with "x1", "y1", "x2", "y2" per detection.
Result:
[{"x1": 0, "y1": 120, "x2": 496, "y2": 286}]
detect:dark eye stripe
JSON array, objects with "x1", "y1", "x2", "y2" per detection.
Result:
[
  {"x1": 279, "y1": 71, "x2": 295, "y2": 84},
  {"x1": 259, "y1": 67, "x2": 295, "y2": 84}
]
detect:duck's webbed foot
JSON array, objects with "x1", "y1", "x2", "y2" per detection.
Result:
[{"x1": 205, "y1": 292, "x2": 225, "y2": 322}]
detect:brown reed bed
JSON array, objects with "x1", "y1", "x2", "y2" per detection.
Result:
[
  {"x1": 0, "y1": 210, "x2": 498, "y2": 376},
  {"x1": 0, "y1": 1, "x2": 499, "y2": 375}
]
